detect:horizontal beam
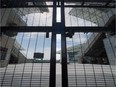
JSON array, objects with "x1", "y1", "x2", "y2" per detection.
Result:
[
  {"x1": 1, "y1": 26, "x2": 53, "y2": 32},
  {"x1": 105, "y1": 0, "x2": 113, "y2": 6},
  {"x1": 1, "y1": 0, "x2": 115, "y2": 8},
  {"x1": 2, "y1": 0, "x2": 114, "y2": 2},
  {"x1": 66, "y1": 27, "x2": 115, "y2": 32},
  {"x1": 1, "y1": 26, "x2": 114, "y2": 33},
  {"x1": 58, "y1": 0, "x2": 114, "y2": 2},
  {"x1": 1, "y1": 5, "x2": 115, "y2": 8}
]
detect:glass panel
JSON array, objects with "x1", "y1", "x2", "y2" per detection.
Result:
[
  {"x1": 65, "y1": 7, "x2": 114, "y2": 27},
  {"x1": 56, "y1": 34, "x2": 61, "y2": 87},
  {"x1": 1, "y1": 1, "x2": 115, "y2": 87},
  {"x1": 66, "y1": 32, "x2": 116, "y2": 87},
  {"x1": 65, "y1": 7, "x2": 97, "y2": 26},
  {"x1": 0, "y1": 32, "x2": 51, "y2": 87},
  {"x1": 57, "y1": 8, "x2": 61, "y2": 22},
  {"x1": 1, "y1": 7, "x2": 53, "y2": 26}
]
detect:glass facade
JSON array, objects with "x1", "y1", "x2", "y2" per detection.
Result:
[{"x1": 0, "y1": 0, "x2": 115, "y2": 87}]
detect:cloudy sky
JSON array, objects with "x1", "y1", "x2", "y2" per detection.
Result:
[{"x1": 16, "y1": 7, "x2": 96, "y2": 60}]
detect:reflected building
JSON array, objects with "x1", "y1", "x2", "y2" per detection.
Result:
[
  {"x1": 67, "y1": 45, "x2": 81, "y2": 63},
  {"x1": 1, "y1": 0, "x2": 116, "y2": 87},
  {"x1": 68, "y1": 7, "x2": 115, "y2": 65},
  {"x1": 57, "y1": 8, "x2": 115, "y2": 64},
  {"x1": 0, "y1": 3, "x2": 49, "y2": 67},
  {"x1": 0, "y1": 8, "x2": 27, "y2": 67}
]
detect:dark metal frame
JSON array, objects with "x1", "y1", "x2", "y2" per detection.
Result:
[
  {"x1": 49, "y1": 0, "x2": 57, "y2": 87},
  {"x1": 1, "y1": 26, "x2": 114, "y2": 33},
  {"x1": 1, "y1": 5, "x2": 115, "y2": 8},
  {"x1": 1, "y1": 0, "x2": 115, "y2": 8},
  {"x1": 1, "y1": 0, "x2": 115, "y2": 87}
]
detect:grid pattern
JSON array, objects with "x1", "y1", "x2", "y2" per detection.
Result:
[
  {"x1": 68, "y1": 64, "x2": 116, "y2": 87},
  {"x1": 69, "y1": 8, "x2": 115, "y2": 26},
  {"x1": 1, "y1": 0, "x2": 115, "y2": 87},
  {"x1": 0, "y1": 63, "x2": 50, "y2": 87}
]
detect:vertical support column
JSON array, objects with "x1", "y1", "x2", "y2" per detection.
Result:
[
  {"x1": 50, "y1": 0, "x2": 68, "y2": 87},
  {"x1": 61, "y1": 34, "x2": 68, "y2": 87},
  {"x1": 49, "y1": 33, "x2": 56, "y2": 87},
  {"x1": 49, "y1": 0, "x2": 57, "y2": 87},
  {"x1": 61, "y1": 0, "x2": 68, "y2": 87}
]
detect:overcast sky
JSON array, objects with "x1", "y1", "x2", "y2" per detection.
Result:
[{"x1": 16, "y1": 7, "x2": 96, "y2": 60}]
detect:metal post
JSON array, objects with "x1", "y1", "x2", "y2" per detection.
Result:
[
  {"x1": 49, "y1": 0, "x2": 68, "y2": 87},
  {"x1": 49, "y1": 0, "x2": 57, "y2": 87},
  {"x1": 49, "y1": 33, "x2": 56, "y2": 87},
  {"x1": 61, "y1": 0, "x2": 68, "y2": 87},
  {"x1": 61, "y1": 34, "x2": 68, "y2": 87}
]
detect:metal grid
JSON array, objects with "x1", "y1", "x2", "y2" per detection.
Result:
[
  {"x1": 0, "y1": 64, "x2": 50, "y2": 87},
  {"x1": 66, "y1": 32, "x2": 116, "y2": 87},
  {"x1": 1, "y1": 0, "x2": 115, "y2": 8},
  {"x1": 1, "y1": 0, "x2": 116, "y2": 87},
  {"x1": 68, "y1": 64, "x2": 116, "y2": 87}
]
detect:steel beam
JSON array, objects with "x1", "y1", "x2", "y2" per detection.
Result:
[
  {"x1": 66, "y1": 27, "x2": 115, "y2": 32},
  {"x1": 59, "y1": 0, "x2": 115, "y2": 2},
  {"x1": 105, "y1": 0, "x2": 113, "y2": 6},
  {"x1": 49, "y1": 33, "x2": 56, "y2": 87},
  {"x1": 61, "y1": 0, "x2": 68, "y2": 87},
  {"x1": 2, "y1": 0, "x2": 115, "y2": 3},
  {"x1": 1, "y1": 5, "x2": 115, "y2": 8},
  {"x1": 1, "y1": 0, "x2": 115, "y2": 8},
  {"x1": 61, "y1": 33, "x2": 68, "y2": 87},
  {"x1": 1, "y1": 26, "x2": 53, "y2": 32},
  {"x1": 49, "y1": 0, "x2": 57, "y2": 87},
  {"x1": 1, "y1": 26, "x2": 114, "y2": 32}
]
